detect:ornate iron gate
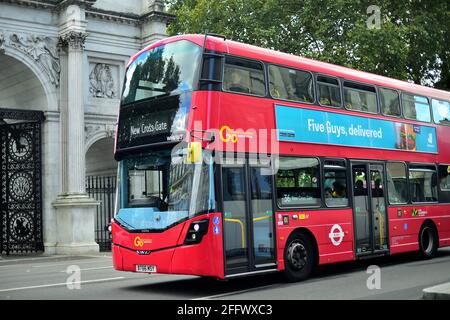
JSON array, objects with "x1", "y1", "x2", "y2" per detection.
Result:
[
  {"x1": 0, "y1": 110, "x2": 44, "y2": 255},
  {"x1": 86, "y1": 176, "x2": 116, "y2": 251}
]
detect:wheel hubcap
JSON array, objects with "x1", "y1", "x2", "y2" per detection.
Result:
[
  {"x1": 287, "y1": 241, "x2": 307, "y2": 270},
  {"x1": 421, "y1": 227, "x2": 434, "y2": 254}
]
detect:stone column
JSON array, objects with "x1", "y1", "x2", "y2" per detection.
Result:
[
  {"x1": 52, "y1": 30, "x2": 99, "y2": 255},
  {"x1": 61, "y1": 31, "x2": 87, "y2": 194}
]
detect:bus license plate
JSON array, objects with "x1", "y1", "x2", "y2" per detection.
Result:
[{"x1": 136, "y1": 265, "x2": 157, "y2": 273}]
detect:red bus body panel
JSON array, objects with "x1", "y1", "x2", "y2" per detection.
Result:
[
  {"x1": 114, "y1": 34, "x2": 450, "y2": 279},
  {"x1": 112, "y1": 213, "x2": 224, "y2": 279},
  {"x1": 274, "y1": 209, "x2": 354, "y2": 268}
]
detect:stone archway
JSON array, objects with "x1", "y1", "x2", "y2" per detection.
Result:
[
  {"x1": 86, "y1": 137, "x2": 117, "y2": 177},
  {"x1": 85, "y1": 137, "x2": 117, "y2": 251},
  {"x1": 0, "y1": 32, "x2": 59, "y2": 112},
  {"x1": 0, "y1": 53, "x2": 51, "y2": 254},
  {"x1": 1, "y1": 30, "x2": 63, "y2": 254},
  {"x1": 0, "y1": 55, "x2": 48, "y2": 109}
]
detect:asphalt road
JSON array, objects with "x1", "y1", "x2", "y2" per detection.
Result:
[{"x1": 0, "y1": 248, "x2": 449, "y2": 300}]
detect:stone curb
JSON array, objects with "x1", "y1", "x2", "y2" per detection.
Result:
[{"x1": 423, "y1": 283, "x2": 450, "y2": 300}]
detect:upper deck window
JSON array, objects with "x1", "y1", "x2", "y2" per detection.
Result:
[
  {"x1": 402, "y1": 93, "x2": 431, "y2": 123},
  {"x1": 380, "y1": 87, "x2": 401, "y2": 117},
  {"x1": 268, "y1": 65, "x2": 314, "y2": 103},
  {"x1": 343, "y1": 81, "x2": 378, "y2": 113},
  {"x1": 317, "y1": 75, "x2": 341, "y2": 108},
  {"x1": 432, "y1": 99, "x2": 450, "y2": 125},
  {"x1": 223, "y1": 57, "x2": 265, "y2": 96},
  {"x1": 121, "y1": 40, "x2": 202, "y2": 106}
]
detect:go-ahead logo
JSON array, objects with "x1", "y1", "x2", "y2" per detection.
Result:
[
  {"x1": 219, "y1": 125, "x2": 253, "y2": 143},
  {"x1": 329, "y1": 224, "x2": 345, "y2": 246},
  {"x1": 134, "y1": 236, "x2": 152, "y2": 247}
]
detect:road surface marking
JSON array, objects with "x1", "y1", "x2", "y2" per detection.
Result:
[
  {"x1": 59, "y1": 266, "x2": 113, "y2": 272},
  {"x1": 0, "y1": 277, "x2": 125, "y2": 292},
  {"x1": 193, "y1": 284, "x2": 279, "y2": 300},
  {"x1": 80, "y1": 255, "x2": 112, "y2": 259},
  {"x1": 0, "y1": 256, "x2": 70, "y2": 263},
  {"x1": 31, "y1": 260, "x2": 112, "y2": 268}
]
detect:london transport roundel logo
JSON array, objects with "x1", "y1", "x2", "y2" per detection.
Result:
[{"x1": 329, "y1": 224, "x2": 345, "y2": 246}]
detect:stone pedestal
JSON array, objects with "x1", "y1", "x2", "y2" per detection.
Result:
[
  {"x1": 52, "y1": 5, "x2": 99, "y2": 255},
  {"x1": 53, "y1": 194, "x2": 99, "y2": 254}
]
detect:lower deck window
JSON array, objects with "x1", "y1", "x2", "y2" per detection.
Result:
[
  {"x1": 439, "y1": 165, "x2": 450, "y2": 191},
  {"x1": 409, "y1": 166, "x2": 437, "y2": 202},
  {"x1": 324, "y1": 161, "x2": 348, "y2": 207},
  {"x1": 276, "y1": 157, "x2": 320, "y2": 207},
  {"x1": 386, "y1": 162, "x2": 408, "y2": 204}
]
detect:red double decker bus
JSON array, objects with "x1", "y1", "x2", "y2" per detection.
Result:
[{"x1": 112, "y1": 34, "x2": 450, "y2": 281}]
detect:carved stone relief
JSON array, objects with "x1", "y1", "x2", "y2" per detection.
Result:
[
  {"x1": 89, "y1": 63, "x2": 118, "y2": 99},
  {"x1": 0, "y1": 31, "x2": 61, "y2": 87},
  {"x1": 85, "y1": 123, "x2": 116, "y2": 144}
]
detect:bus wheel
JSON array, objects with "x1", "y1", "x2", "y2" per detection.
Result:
[
  {"x1": 419, "y1": 222, "x2": 438, "y2": 259},
  {"x1": 283, "y1": 232, "x2": 315, "y2": 282}
]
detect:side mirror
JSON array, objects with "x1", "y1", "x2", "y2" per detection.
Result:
[{"x1": 186, "y1": 142, "x2": 202, "y2": 164}]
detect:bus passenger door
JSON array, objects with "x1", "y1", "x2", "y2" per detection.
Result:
[
  {"x1": 351, "y1": 162, "x2": 389, "y2": 256},
  {"x1": 221, "y1": 164, "x2": 249, "y2": 274},
  {"x1": 249, "y1": 165, "x2": 276, "y2": 267},
  {"x1": 221, "y1": 161, "x2": 276, "y2": 276}
]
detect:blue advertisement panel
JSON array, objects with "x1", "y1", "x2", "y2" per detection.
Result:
[{"x1": 275, "y1": 105, "x2": 438, "y2": 153}]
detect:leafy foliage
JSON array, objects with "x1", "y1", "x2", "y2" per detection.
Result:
[{"x1": 166, "y1": 0, "x2": 449, "y2": 90}]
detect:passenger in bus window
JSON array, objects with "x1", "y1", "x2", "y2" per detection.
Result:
[
  {"x1": 286, "y1": 84, "x2": 297, "y2": 100},
  {"x1": 332, "y1": 181, "x2": 346, "y2": 198},
  {"x1": 227, "y1": 69, "x2": 250, "y2": 93},
  {"x1": 325, "y1": 187, "x2": 333, "y2": 198},
  {"x1": 270, "y1": 82, "x2": 282, "y2": 98},
  {"x1": 360, "y1": 93, "x2": 370, "y2": 112}
]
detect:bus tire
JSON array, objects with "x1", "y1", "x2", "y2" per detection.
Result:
[
  {"x1": 418, "y1": 222, "x2": 438, "y2": 259},
  {"x1": 283, "y1": 232, "x2": 315, "y2": 282}
]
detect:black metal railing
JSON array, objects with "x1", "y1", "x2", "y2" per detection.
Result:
[{"x1": 86, "y1": 176, "x2": 116, "y2": 251}]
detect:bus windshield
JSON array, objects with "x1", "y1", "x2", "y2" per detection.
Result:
[
  {"x1": 115, "y1": 148, "x2": 215, "y2": 231},
  {"x1": 121, "y1": 40, "x2": 202, "y2": 106}
]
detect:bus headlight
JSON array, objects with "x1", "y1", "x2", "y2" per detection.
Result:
[{"x1": 184, "y1": 219, "x2": 209, "y2": 245}]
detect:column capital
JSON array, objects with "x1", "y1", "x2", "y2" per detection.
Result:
[
  {"x1": 59, "y1": 31, "x2": 87, "y2": 51},
  {"x1": 147, "y1": 0, "x2": 166, "y2": 12}
]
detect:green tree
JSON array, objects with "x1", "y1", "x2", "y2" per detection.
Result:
[{"x1": 166, "y1": 0, "x2": 449, "y2": 90}]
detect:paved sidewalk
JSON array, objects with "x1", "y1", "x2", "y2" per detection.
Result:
[
  {"x1": 423, "y1": 282, "x2": 450, "y2": 300},
  {"x1": 0, "y1": 252, "x2": 111, "y2": 259},
  {"x1": 0, "y1": 252, "x2": 111, "y2": 264}
]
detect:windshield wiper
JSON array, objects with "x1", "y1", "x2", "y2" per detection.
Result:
[{"x1": 115, "y1": 216, "x2": 138, "y2": 230}]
